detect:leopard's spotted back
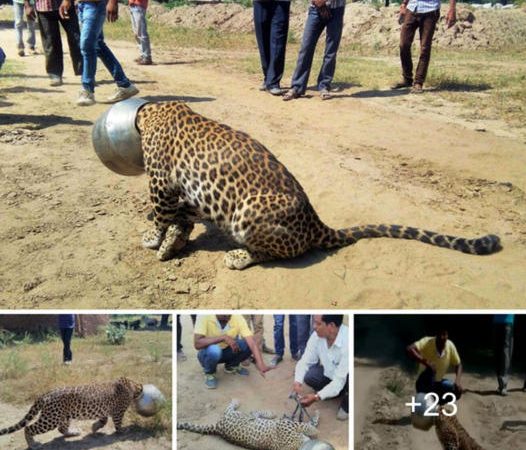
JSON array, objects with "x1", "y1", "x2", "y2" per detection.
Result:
[
  {"x1": 0, "y1": 377, "x2": 142, "y2": 449},
  {"x1": 136, "y1": 101, "x2": 500, "y2": 269},
  {"x1": 177, "y1": 399, "x2": 317, "y2": 450},
  {"x1": 435, "y1": 408, "x2": 485, "y2": 450}
]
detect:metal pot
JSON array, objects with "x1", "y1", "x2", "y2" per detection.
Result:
[
  {"x1": 92, "y1": 97, "x2": 149, "y2": 176},
  {"x1": 410, "y1": 392, "x2": 437, "y2": 431},
  {"x1": 134, "y1": 384, "x2": 166, "y2": 417},
  {"x1": 299, "y1": 440, "x2": 336, "y2": 450}
]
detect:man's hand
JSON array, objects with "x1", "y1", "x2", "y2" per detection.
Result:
[
  {"x1": 292, "y1": 381, "x2": 303, "y2": 395},
  {"x1": 299, "y1": 393, "x2": 318, "y2": 407},
  {"x1": 454, "y1": 381, "x2": 463, "y2": 394},
  {"x1": 24, "y1": 2, "x2": 36, "y2": 21},
  {"x1": 312, "y1": 0, "x2": 326, "y2": 7},
  {"x1": 446, "y1": 7, "x2": 456, "y2": 28},
  {"x1": 255, "y1": 361, "x2": 273, "y2": 377},
  {"x1": 106, "y1": 0, "x2": 119, "y2": 23},
  {"x1": 58, "y1": 0, "x2": 71, "y2": 20},
  {"x1": 223, "y1": 335, "x2": 240, "y2": 353}
]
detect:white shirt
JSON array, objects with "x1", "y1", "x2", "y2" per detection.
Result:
[{"x1": 294, "y1": 324, "x2": 349, "y2": 400}]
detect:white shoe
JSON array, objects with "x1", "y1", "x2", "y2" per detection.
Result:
[
  {"x1": 336, "y1": 407, "x2": 348, "y2": 421},
  {"x1": 49, "y1": 75, "x2": 63, "y2": 87},
  {"x1": 77, "y1": 89, "x2": 95, "y2": 106},
  {"x1": 106, "y1": 84, "x2": 139, "y2": 103}
]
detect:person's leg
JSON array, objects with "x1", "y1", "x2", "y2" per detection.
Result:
[
  {"x1": 273, "y1": 315, "x2": 285, "y2": 357},
  {"x1": 398, "y1": 9, "x2": 418, "y2": 85},
  {"x1": 414, "y1": 9, "x2": 439, "y2": 87},
  {"x1": 338, "y1": 375, "x2": 349, "y2": 413},
  {"x1": 37, "y1": 11, "x2": 63, "y2": 78},
  {"x1": 498, "y1": 323, "x2": 513, "y2": 393},
  {"x1": 13, "y1": 3, "x2": 25, "y2": 52},
  {"x1": 220, "y1": 338, "x2": 252, "y2": 369},
  {"x1": 288, "y1": 6, "x2": 325, "y2": 95},
  {"x1": 415, "y1": 366, "x2": 434, "y2": 393},
  {"x1": 96, "y1": 30, "x2": 131, "y2": 88},
  {"x1": 295, "y1": 315, "x2": 311, "y2": 358},
  {"x1": 304, "y1": 364, "x2": 332, "y2": 391},
  {"x1": 176, "y1": 315, "x2": 183, "y2": 352},
  {"x1": 197, "y1": 344, "x2": 222, "y2": 374},
  {"x1": 266, "y1": 0, "x2": 290, "y2": 90},
  {"x1": 289, "y1": 315, "x2": 299, "y2": 357},
  {"x1": 61, "y1": 328, "x2": 73, "y2": 362},
  {"x1": 26, "y1": 8, "x2": 36, "y2": 50},
  {"x1": 133, "y1": 6, "x2": 151, "y2": 61},
  {"x1": 317, "y1": 6, "x2": 345, "y2": 92},
  {"x1": 253, "y1": 1, "x2": 272, "y2": 88},
  {"x1": 252, "y1": 315, "x2": 264, "y2": 351},
  {"x1": 60, "y1": 4, "x2": 82, "y2": 76}
]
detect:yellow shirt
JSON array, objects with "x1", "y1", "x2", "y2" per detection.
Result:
[
  {"x1": 194, "y1": 315, "x2": 252, "y2": 350},
  {"x1": 414, "y1": 336, "x2": 461, "y2": 381}
]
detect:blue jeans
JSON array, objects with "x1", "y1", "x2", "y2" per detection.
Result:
[
  {"x1": 78, "y1": 0, "x2": 130, "y2": 93},
  {"x1": 253, "y1": 0, "x2": 290, "y2": 89},
  {"x1": 13, "y1": 2, "x2": 36, "y2": 50},
  {"x1": 274, "y1": 315, "x2": 311, "y2": 357},
  {"x1": 415, "y1": 367, "x2": 461, "y2": 403},
  {"x1": 197, "y1": 338, "x2": 251, "y2": 374},
  {"x1": 129, "y1": 5, "x2": 151, "y2": 59},
  {"x1": 290, "y1": 5, "x2": 345, "y2": 94}
]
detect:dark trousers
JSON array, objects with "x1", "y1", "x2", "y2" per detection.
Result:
[
  {"x1": 197, "y1": 338, "x2": 251, "y2": 374},
  {"x1": 304, "y1": 364, "x2": 349, "y2": 413},
  {"x1": 253, "y1": 0, "x2": 290, "y2": 89},
  {"x1": 60, "y1": 327, "x2": 73, "y2": 362},
  {"x1": 37, "y1": 6, "x2": 82, "y2": 78},
  {"x1": 415, "y1": 366, "x2": 461, "y2": 403},
  {"x1": 494, "y1": 323, "x2": 514, "y2": 390},
  {"x1": 399, "y1": 9, "x2": 439, "y2": 86},
  {"x1": 177, "y1": 315, "x2": 183, "y2": 352}
]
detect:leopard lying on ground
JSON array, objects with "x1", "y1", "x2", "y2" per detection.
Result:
[
  {"x1": 136, "y1": 101, "x2": 501, "y2": 269},
  {"x1": 435, "y1": 407, "x2": 485, "y2": 450},
  {"x1": 0, "y1": 377, "x2": 142, "y2": 449},
  {"x1": 177, "y1": 399, "x2": 319, "y2": 450}
]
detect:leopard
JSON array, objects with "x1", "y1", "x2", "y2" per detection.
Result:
[
  {"x1": 435, "y1": 406, "x2": 485, "y2": 450},
  {"x1": 177, "y1": 399, "x2": 320, "y2": 450},
  {"x1": 0, "y1": 377, "x2": 142, "y2": 449},
  {"x1": 135, "y1": 101, "x2": 501, "y2": 269}
]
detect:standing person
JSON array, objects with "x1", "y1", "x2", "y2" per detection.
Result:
[
  {"x1": 272, "y1": 314, "x2": 311, "y2": 366},
  {"x1": 24, "y1": 0, "x2": 82, "y2": 86},
  {"x1": 244, "y1": 314, "x2": 275, "y2": 355},
  {"x1": 282, "y1": 0, "x2": 346, "y2": 101},
  {"x1": 58, "y1": 0, "x2": 139, "y2": 106},
  {"x1": 493, "y1": 314, "x2": 514, "y2": 396},
  {"x1": 58, "y1": 314, "x2": 75, "y2": 365},
  {"x1": 391, "y1": 0, "x2": 456, "y2": 94},
  {"x1": 0, "y1": 47, "x2": 6, "y2": 70},
  {"x1": 13, "y1": 0, "x2": 37, "y2": 57},
  {"x1": 253, "y1": 0, "x2": 290, "y2": 96},
  {"x1": 407, "y1": 327, "x2": 462, "y2": 401},
  {"x1": 129, "y1": 0, "x2": 152, "y2": 65},
  {"x1": 176, "y1": 315, "x2": 187, "y2": 362},
  {"x1": 292, "y1": 315, "x2": 349, "y2": 421}
]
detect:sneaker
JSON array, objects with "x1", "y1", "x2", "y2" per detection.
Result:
[
  {"x1": 268, "y1": 87, "x2": 283, "y2": 96},
  {"x1": 77, "y1": 89, "x2": 95, "y2": 106},
  {"x1": 18, "y1": 48, "x2": 25, "y2": 57},
  {"x1": 64, "y1": 360, "x2": 72, "y2": 366},
  {"x1": 177, "y1": 350, "x2": 187, "y2": 362},
  {"x1": 292, "y1": 351, "x2": 302, "y2": 361},
  {"x1": 336, "y1": 407, "x2": 348, "y2": 421},
  {"x1": 29, "y1": 47, "x2": 38, "y2": 55},
  {"x1": 390, "y1": 80, "x2": 412, "y2": 90},
  {"x1": 410, "y1": 83, "x2": 424, "y2": 94},
  {"x1": 204, "y1": 374, "x2": 217, "y2": 389},
  {"x1": 282, "y1": 89, "x2": 300, "y2": 101},
  {"x1": 270, "y1": 355, "x2": 283, "y2": 367},
  {"x1": 224, "y1": 365, "x2": 249, "y2": 376},
  {"x1": 49, "y1": 75, "x2": 63, "y2": 87},
  {"x1": 259, "y1": 82, "x2": 266, "y2": 91},
  {"x1": 320, "y1": 88, "x2": 332, "y2": 100},
  {"x1": 498, "y1": 387, "x2": 508, "y2": 396},
  {"x1": 262, "y1": 344, "x2": 275, "y2": 355},
  {"x1": 106, "y1": 84, "x2": 139, "y2": 103},
  {"x1": 137, "y1": 57, "x2": 153, "y2": 66}
]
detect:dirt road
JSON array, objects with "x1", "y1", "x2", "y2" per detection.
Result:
[{"x1": 1, "y1": 25, "x2": 525, "y2": 309}]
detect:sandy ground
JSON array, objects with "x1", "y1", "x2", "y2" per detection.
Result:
[
  {"x1": 1, "y1": 20, "x2": 525, "y2": 309},
  {"x1": 176, "y1": 315, "x2": 348, "y2": 449},
  {"x1": 354, "y1": 360, "x2": 526, "y2": 450}
]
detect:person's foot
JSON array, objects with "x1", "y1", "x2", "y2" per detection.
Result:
[
  {"x1": 410, "y1": 83, "x2": 424, "y2": 94},
  {"x1": 291, "y1": 351, "x2": 302, "y2": 361},
  {"x1": 137, "y1": 56, "x2": 153, "y2": 65},
  {"x1": 259, "y1": 82, "x2": 266, "y2": 91},
  {"x1": 241, "y1": 358, "x2": 251, "y2": 367},
  {"x1": 64, "y1": 360, "x2": 72, "y2": 366},
  {"x1": 18, "y1": 48, "x2": 25, "y2": 57},
  {"x1": 320, "y1": 88, "x2": 332, "y2": 100},
  {"x1": 270, "y1": 355, "x2": 283, "y2": 367},
  {"x1": 268, "y1": 87, "x2": 283, "y2": 96},
  {"x1": 204, "y1": 373, "x2": 218, "y2": 389},
  {"x1": 498, "y1": 387, "x2": 508, "y2": 396},
  {"x1": 106, "y1": 84, "x2": 139, "y2": 103},
  {"x1": 336, "y1": 407, "x2": 348, "y2": 421},
  {"x1": 177, "y1": 350, "x2": 187, "y2": 362},
  {"x1": 224, "y1": 365, "x2": 249, "y2": 376},
  {"x1": 49, "y1": 75, "x2": 63, "y2": 87},
  {"x1": 262, "y1": 344, "x2": 275, "y2": 355},
  {"x1": 282, "y1": 89, "x2": 300, "y2": 101},
  {"x1": 29, "y1": 47, "x2": 38, "y2": 55},
  {"x1": 77, "y1": 89, "x2": 95, "y2": 106},
  {"x1": 390, "y1": 79, "x2": 412, "y2": 90}
]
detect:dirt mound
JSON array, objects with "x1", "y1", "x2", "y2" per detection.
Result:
[{"x1": 148, "y1": 1, "x2": 526, "y2": 49}]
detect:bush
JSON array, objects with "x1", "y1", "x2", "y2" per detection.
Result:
[{"x1": 106, "y1": 324, "x2": 127, "y2": 345}]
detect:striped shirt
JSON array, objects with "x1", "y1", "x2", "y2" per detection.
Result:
[
  {"x1": 406, "y1": 0, "x2": 440, "y2": 14},
  {"x1": 35, "y1": 0, "x2": 61, "y2": 12},
  {"x1": 322, "y1": 0, "x2": 346, "y2": 9}
]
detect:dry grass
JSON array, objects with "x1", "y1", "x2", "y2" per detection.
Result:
[{"x1": 0, "y1": 326, "x2": 172, "y2": 437}]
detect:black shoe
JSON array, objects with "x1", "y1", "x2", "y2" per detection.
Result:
[
  {"x1": 390, "y1": 80, "x2": 412, "y2": 90},
  {"x1": 270, "y1": 355, "x2": 283, "y2": 366}
]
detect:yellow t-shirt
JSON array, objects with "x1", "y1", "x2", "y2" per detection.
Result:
[
  {"x1": 194, "y1": 315, "x2": 253, "y2": 350},
  {"x1": 414, "y1": 336, "x2": 461, "y2": 381}
]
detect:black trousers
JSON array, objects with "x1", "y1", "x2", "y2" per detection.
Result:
[
  {"x1": 37, "y1": 7, "x2": 82, "y2": 77},
  {"x1": 304, "y1": 364, "x2": 349, "y2": 413},
  {"x1": 60, "y1": 327, "x2": 73, "y2": 362}
]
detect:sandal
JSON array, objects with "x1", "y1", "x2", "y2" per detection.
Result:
[
  {"x1": 282, "y1": 89, "x2": 300, "y2": 101},
  {"x1": 320, "y1": 89, "x2": 332, "y2": 100}
]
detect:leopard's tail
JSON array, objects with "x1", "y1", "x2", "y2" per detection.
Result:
[
  {"x1": 177, "y1": 422, "x2": 218, "y2": 435},
  {"x1": 0, "y1": 398, "x2": 42, "y2": 435},
  {"x1": 317, "y1": 224, "x2": 501, "y2": 255}
]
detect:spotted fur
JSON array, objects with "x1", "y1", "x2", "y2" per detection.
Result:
[
  {"x1": 136, "y1": 101, "x2": 501, "y2": 269},
  {"x1": 0, "y1": 377, "x2": 142, "y2": 449},
  {"x1": 435, "y1": 407, "x2": 485, "y2": 450},
  {"x1": 177, "y1": 399, "x2": 318, "y2": 450}
]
